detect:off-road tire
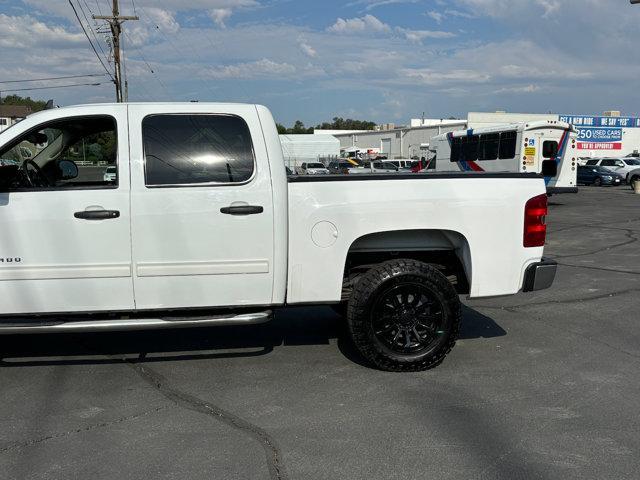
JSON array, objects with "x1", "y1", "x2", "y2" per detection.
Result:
[{"x1": 346, "y1": 259, "x2": 461, "y2": 372}]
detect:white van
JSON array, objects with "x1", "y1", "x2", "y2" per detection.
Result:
[{"x1": 430, "y1": 121, "x2": 578, "y2": 194}]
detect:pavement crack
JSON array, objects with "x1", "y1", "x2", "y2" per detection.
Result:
[
  {"x1": 124, "y1": 359, "x2": 287, "y2": 480},
  {"x1": 0, "y1": 406, "x2": 167, "y2": 454},
  {"x1": 555, "y1": 261, "x2": 640, "y2": 276},
  {"x1": 470, "y1": 286, "x2": 640, "y2": 311},
  {"x1": 551, "y1": 227, "x2": 639, "y2": 259}
]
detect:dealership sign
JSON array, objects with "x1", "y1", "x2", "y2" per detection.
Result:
[{"x1": 559, "y1": 115, "x2": 640, "y2": 151}]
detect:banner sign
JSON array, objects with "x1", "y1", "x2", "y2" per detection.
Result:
[
  {"x1": 559, "y1": 115, "x2": 639, "y2": 150},
  {"x1": 559, "y1": 115, "x2": 640, "y2": 128}
]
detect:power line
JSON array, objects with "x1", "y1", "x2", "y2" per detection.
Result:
[
  {"x1": 0, "y1": 73, "x2": 108, "y2": 84},
  {"x1": 77, "y1": 0, "x2": 110, "y2": 63},
  {"x1": 68, "y1": 0, "x2": 115, "y2": 82},
  {"x1": 122, "y1": 30, "x2": 171, "y2": 100},
  {"x1": 1, "y1": 82, "x2": 111, "y2": 93}
]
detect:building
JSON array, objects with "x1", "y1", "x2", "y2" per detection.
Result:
[
  {"x1": 330, "y1": 119, "x2": 467, "y2": 159},
  {"x1": 0, "y1": 105, "x2": 32, "y2": 132},
  {"x1": 323, "y1": 109, "x2": 640, "y2": 162},
  {"x1": 279, "y1": 134, "x2": 340, "y2": 169}
]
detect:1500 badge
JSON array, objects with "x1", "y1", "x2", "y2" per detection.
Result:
[{"x1": 0, "y1": 258, "x2": 22, "y2": 263}]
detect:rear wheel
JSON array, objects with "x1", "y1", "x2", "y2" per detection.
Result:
[
  {"x1": 346, "y1": 259, "x2": 461, "y2": 372},
  {"x1": 593, "y1": 177, "x2": 602, "y2": 187}
]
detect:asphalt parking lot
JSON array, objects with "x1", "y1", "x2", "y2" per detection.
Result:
[{"x1": 1, "y1": 186, "x2": 639, "y2": 480}]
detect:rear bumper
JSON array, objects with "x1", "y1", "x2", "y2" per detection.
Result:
[
  {"x1": 522, "y1": 258, "x2": 557, "y2": 292},
  {"x1": 546, "y1": 187, "x2": 578, "y2": 194}
]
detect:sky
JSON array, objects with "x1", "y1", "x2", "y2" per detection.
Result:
[{"x1": 1, "y1": 0, "x2": 639, "y2": 126}]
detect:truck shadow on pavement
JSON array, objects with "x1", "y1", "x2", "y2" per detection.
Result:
[{"x1": 0, "y1": 306, "x2": 505, "y2": 368}]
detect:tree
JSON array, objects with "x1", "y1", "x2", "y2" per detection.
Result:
[
  {"x1": 315, "y1": 117, "x2": 376, "y2": 131},
  {"x1": 0, "y1": 95, "x2": 48, "y2": 112},
  {"x1": 276, "y1": 117, "x2": 377, "y2": 134}
]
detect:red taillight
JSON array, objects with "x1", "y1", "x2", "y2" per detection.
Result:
[{"x1": 524, "y1": 194, "x2": 548, "y2": 248}]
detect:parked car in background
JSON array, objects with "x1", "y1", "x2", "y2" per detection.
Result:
[
  {"x1": 103, "y1": 165, "x2": 117, "y2": 182},
  {"x1": 351, "y1": 161, "x2": 399, "y2": 174},
  {"x1": 300, "y1": 162, "x2": 329, "y2": 175},
  {"x1": 577, "y1": 165, "x2": 624, "y2": 187},
  {"x1": 387, "y1": 159, "x2": 413, "y2": 170},
  {"x1": 584, "y1": 158, "x2": 640, "y2": 182},
  {"x1": 626, "y1": 168, "x2": 640, "y2": 190},
  {"x1": 327, "y1": 160, "x2": 357, "y2": 174}
]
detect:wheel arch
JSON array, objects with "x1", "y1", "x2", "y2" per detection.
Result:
[{"x1": 342, "y1": 229, "x2": 472, "y2": 295}]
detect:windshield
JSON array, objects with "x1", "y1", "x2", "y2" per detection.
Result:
[
  {"x1": 307, "y1": 163, "x2": 324, "y2": 168},
  {"x1": 623, "y1": 159, "x2": 640, "y2": 165}
]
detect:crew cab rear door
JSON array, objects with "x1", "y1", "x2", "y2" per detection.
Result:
[
  {"x1": 128, "y1": 104, "x2": 275, "y2": 310},
  {"x1": 0, "y1": 105, "x2": 134, "y2": 315}
]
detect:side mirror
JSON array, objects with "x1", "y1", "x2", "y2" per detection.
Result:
[
  {"x1": 541, "y1": 160, "x2": 558, "y2": 177},
  {"x1": 57, "y1": 159, "x2": 78, "y2": 180}
]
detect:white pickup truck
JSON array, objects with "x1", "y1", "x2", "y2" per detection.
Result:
[{"x1": 0, "y1": 103, "x2": 557, "y2": 371}]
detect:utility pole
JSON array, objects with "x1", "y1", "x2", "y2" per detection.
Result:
[{"x1": 94, "y1": 0, "x2": 138, "y2": 102}]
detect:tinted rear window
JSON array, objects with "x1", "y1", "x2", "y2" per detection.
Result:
[{"x1": 143, "y1": 114, "x2": 255, "y2": 186}]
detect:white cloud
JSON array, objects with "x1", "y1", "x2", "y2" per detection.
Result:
[
  {"x1": 427, "y1": 11, "x2": 444, "y2": 23},
  {"x1": 205, "y1": 58, "x2": 296, "y2": 79},
  {"x1": 495, "y1": 84, "x2": 541, "y2": 94},
  {"x1": 144, "y1": 7, "x2": 180, "y2": 34},
  {"x1": 0, "y1": 14, "x2": 84, "y2": 48},
  {"x1": 402, "y1": 68, "x2": 491, "y2": 85},
  {"x1": 397, "y1": 28, "x2": 456, "y2": 43},
  {"x1": 210, "y1": 8, "x2": 232, "y2": 28},
  {"x1": 328, "y1": 15, "x2": 391, "y2": 35},
  {"x1": 298, "y1": 37, "x2": 317, "y2": 58},
  {"x1": 348, "y1": 0, "x2": 420, "y2": 11}
]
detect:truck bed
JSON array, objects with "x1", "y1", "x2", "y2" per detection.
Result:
[{"x1": 286, "y1": 172, "x2": 546, "y2": 303}]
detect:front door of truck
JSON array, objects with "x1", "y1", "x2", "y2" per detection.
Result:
[
  {"x1": 128, "y1": 105, "x2": 275, "y2": 310},
  {"x1": 0, "y1": 106, "x2": 134, "y2": 315}
]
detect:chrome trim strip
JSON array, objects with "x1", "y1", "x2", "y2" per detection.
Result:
[{"x1": 0, "y1": 311, "x2": 272, "y2": 334}]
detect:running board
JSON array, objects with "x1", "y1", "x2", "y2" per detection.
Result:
[{"x1": 0, "y1": 311, "x2": 272, "y2": 335}]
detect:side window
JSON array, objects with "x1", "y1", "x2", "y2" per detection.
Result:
[
  {"x1": 450, "y1": 137, "x2": 462, "y2": 162},
  {"x1": 461, "y1": 135, "x2": 479, "y2": 161},
  {"x1": 585, "y1": 159, "x2": 599, "y2": 166},
  {"x1": 0, "y1": 116, "x2": 117, "y2": 191},
  {"x1": 143, "y1": 114, "x2": 255, "y2": 186},
  {"x1": 543, "y1": 141, "x2": 559, "y2": 159},
  {"x1": 499, "y1": 131, "x2": 517, "y2": 159},
  {"x1": 601, "y1": 159, "x2": 615, "y2": 166},
  {"x1": 478, "y1": 133, "x2": 499, "y2": 161}
]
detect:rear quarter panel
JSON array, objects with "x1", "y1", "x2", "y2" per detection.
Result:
[{"x1": 287, "y1": 176, "x2": 546, "y2": 303}]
